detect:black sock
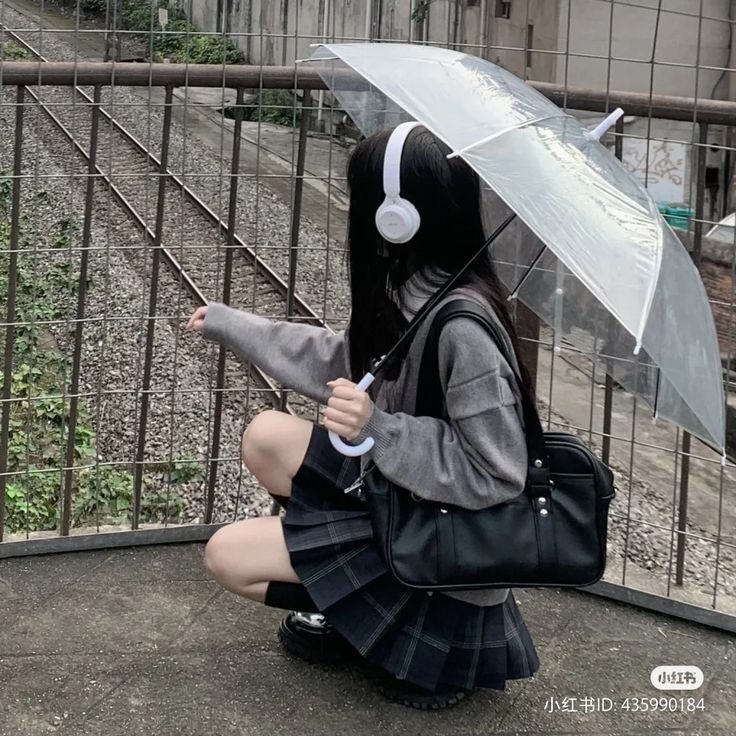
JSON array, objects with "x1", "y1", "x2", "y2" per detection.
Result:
[{"x1": 264, "y1": 580, "x2": 320, "y2": 612}]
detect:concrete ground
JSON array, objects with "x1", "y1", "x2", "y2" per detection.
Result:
[{"x1": 0, "y1": 543, "x2": 734, "y2": 736}]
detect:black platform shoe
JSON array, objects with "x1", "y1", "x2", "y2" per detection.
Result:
[
  {"x1": 277, "y1": 611, "x2": 363, "y2": 666},
  {"x1": 376, "y1": 676, "x2": 472, "y2": 710}
]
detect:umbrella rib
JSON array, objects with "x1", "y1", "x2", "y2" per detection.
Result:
[
  {"x1": 506, "y1": 245, "x2": 547, "y2": 302},
  {"x1": 446, "y1": 114, "x2": 572, "y2": 160},
  {"x1": 295, "y1": 55, "x2": 339, "y2": 63},
  {"x1": 653, "y1": 367, "x2": 661, "y2": 419}
]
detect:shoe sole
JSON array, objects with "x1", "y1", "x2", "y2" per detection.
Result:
[
  {"x1": 277, "y1": 616, "x2": 361, "y2": 666},
  {"x1": 377, "y1": 682, "x2": 470, "y2": 710}
]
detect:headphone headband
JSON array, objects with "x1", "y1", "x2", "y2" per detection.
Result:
[
  {"x1": 375, "y1": 121, "x2": 423, "y2": 245},
  {"x1": 382, "y1": 121, "x2": 423, "y2": 199}
]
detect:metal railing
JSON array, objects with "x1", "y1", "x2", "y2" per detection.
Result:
[{"x1": 0, "y1": 60, "x2": 735, "y2": 633}]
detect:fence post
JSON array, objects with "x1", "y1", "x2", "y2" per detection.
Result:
[
  {"x1": 132, "y1": 86, "x2": 174, "y2": 529},
  {"x1": 205, "y1": 86, "x2": 246, "y2": 524},
  {"x1": 60, "y1": 86, "x2": 103, "y2": 535},
  {"x1": 0, "y1": 87, "x2": 26, "y2": 542}
]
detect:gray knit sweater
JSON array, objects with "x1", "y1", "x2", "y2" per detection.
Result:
[{"x1": 202, "y1": 275, "x2": 529, "y2": 607}]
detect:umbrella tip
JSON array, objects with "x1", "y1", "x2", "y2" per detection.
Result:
[{"x1": 584, "y1": 107, "x2": 625, "y2": 142}]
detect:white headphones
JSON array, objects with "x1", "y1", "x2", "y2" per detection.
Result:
[{"x1": 375, "y1": 121, "x2": 423, "y2": 245}]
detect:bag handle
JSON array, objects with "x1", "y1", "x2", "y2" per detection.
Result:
[{"x1": 417, "y1": 297, "x2": 550, "y2": 472}]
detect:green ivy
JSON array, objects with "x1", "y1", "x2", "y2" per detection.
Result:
[
  {"x1": 78, "y1": 0, "x2": 108, "y2": 14},
  {"x1": 0, "y1": 42, "x2": 29, "y2": 60},
  {"x1": 242, "y1": 89, "x2": 300, "y2": 128},
  {"x1": 0, "y1": 173, "x2": 189, "y2": 535},
  {"x1": 123, "y1": 0, "x2": 244, "y2": 64},
  {"x1": 411, "y1": 1, "x2": 433, "y2": 24}
]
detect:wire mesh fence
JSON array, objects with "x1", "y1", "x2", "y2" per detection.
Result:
[{"x1": 0, "y1": 0, "x2": 735, "y2": 631}]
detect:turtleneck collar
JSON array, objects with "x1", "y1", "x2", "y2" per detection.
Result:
[{"x1": 392, "y1": 265, "x2": 451, "y2": 320}]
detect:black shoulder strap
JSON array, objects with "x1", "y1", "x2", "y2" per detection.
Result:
[{"x1": 417, "y1": 297, "x2": 549, "y2": 470}]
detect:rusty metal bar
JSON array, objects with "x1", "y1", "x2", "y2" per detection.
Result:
[
  {"x1": 280, "y1": 90, "x2": 312, "y2": 412},
  {"x1": 132, "y1": 86, "x2": 174, "y2": 529},
  {"x1": 60, "y1": 86, "x2": 103, "y2": 536},
  {"x1": 4, "y1": 62, "x2": 736, "y2": 125},
  {"x1": 675, "y1": 122, "x2": 709, "y2": 585},
  {"x1": 0, "y1": 37, "x2": 323, "y2": 328},
  {"x1": 0, "y1": 86, "x2": 25, "y2": 543},
  {"x1": 286, "y1": 90, "x2": 312, "y2": 323},
  {"x1": 601, "y1": 115, "x2": 625, "y2": 465},
  {"x1": 205, "y1": 86, "x2": 246, "y2": 525}
]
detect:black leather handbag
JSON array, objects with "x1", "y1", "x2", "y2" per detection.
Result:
[{"x1": 363, "y1": 297, "x2": 617, "y2": 591}]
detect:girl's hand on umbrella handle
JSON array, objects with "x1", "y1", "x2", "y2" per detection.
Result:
[
  {"x1": 326, "y1": 374, "x2": 376, "y2": 457},
  {"x1": 186, "y1": 305, "x2": 208, "y2": 332}
]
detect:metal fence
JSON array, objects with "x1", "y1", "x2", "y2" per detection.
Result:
[{"x1": 1, "y1": 0, "x2": 736, "y2": 634}]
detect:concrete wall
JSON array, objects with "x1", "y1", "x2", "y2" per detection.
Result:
[
  {"x1": 184, "y1": 1, "x2": 736, "y2": 214},
  {"x1": 186, "y1": 0, "x2": 560, "y2": 83},
  {"x1": 554, "y1": 1, "x2": 735, "y2": 215},
  {"x1": 556, "y1": 0, "x2": 732, "y2": 100}
]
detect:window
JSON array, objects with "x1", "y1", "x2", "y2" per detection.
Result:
[
  {"x1": 526, "y1": 23, "x2": 534, "y2": 68},
  {"x1": 495, "y1": 0, "x2": 511, "y2": 19}
]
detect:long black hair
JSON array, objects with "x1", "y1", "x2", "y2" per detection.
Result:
[{"x1": 345, "y1": 124, "x2": 535, "y2": 404}]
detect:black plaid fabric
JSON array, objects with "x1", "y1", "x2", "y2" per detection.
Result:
[{"x1": 281, "y1": 424, "x2": 540, "y2": 693}]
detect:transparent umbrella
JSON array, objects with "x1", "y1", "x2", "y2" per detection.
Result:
[
  {"x1": 706, "y1": 213, "x2": 736, "y2": 244},
  {"x1": 304, "y1": 42, "x2": 726, "y2": 458}
]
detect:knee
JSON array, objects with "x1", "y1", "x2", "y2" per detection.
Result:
[
  {"x1": 204, "y1": 525, "x2": 236, "y2": 585},
  {"x1": 241, "y1": 410, "x2": 284, "y2": 480}
]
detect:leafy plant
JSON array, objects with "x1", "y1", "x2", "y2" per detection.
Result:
[
  {"x1": 0, "y1": 175, "x2": 147, "y2": 535},
  {"x1": 411, "y1": 1, "x2": 433, "y2": 24},
  {"x1": 5, "y1": 473, "x2": 59, "y2": 532},
  {"x1": 242, "y1": 89, "x2": 300, "y2": 128},
  {"x1": 119, "y1": 0, "x2": 245, "y2": 65},
  {"x1": 0, "y1": 42, "x2": 29, "y2": 60},
  {"x1": 178, "y1": 34, "x2": 244, "y2": 65},
  {"x1": 79, "y1": 0, "x2": 108, "y2": 14},
  {"x1": 72, "y1": 465, "x2": 187, "y2": 525}
]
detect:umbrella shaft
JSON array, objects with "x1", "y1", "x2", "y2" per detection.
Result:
[{"x1": 372, "y1": 211, "x2": 517, "y2": 376}]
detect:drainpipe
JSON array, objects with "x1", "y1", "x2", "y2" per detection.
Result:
[
  {"x1": 721, "y1": 0, "x2": 735, "y2": 213},
  {"x1": 452, "y1": 0, "x2": 461, "y2": 49},
  {"x1": 282, "y1": 0, "x2": 289, "y2": 66},
  {"x1": 365, "y1": 0, "x2": 372, "y2": 40},
  {"x1": 480, "y1": 0, "x2": 488, "y2": 56},
  {"x1": 317, "y1": 0, "x2": 330, "y2": 128}
]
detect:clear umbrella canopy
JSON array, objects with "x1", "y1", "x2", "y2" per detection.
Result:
[
  {"x1": 706, "y1": 213, "x2": 736, "y2": 244},
  {"x1": 307, "y1": 42, "x2": 725, "y2": 452}
]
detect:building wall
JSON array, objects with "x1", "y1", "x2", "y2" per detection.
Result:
[
  {"x1": 184, "y1": 1, "x2": 735, "y2": 213},
  {"x1": 556, "y1": 0, "x2": 732, "y2": 100},
  {"x1": 186, "y1": 0, "x2": 560, "y2": 83},
  {"x1": 554, "y1": 1, "x2": 735, "y2": 214}
]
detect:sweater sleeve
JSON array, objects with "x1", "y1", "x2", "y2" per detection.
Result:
[
  {"x1": 358, "y1": 317, "x2": 528, "y2": 510},
  {"x1": 201, "y1": 302, "x2": 350, "y2": 405}
]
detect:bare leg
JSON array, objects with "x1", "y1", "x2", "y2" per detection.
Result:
[
  {"x1": 205, "y1": 411, "x2": 314, "y2": 602},
  {"x1": 204, "y1": 515, "x2": 300, "y2": 599},
  {"x1": 241, "y1": 410, "x2": 314, "y2": 498},
  {"x1": 205, "y1": 411, "x2": 315, "y2": 600}
]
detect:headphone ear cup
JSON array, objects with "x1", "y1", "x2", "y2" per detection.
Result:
[
  {"x1": 375, "y1": 196, "x2": 421, "y2": 244},
  {"x1": 402, "y1": 198, "x2": 421, "y2": 241}
]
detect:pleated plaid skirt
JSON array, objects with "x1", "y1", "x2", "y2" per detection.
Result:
[{"x1": 280, "y1": 424, "x2": 540, "y2": 694}]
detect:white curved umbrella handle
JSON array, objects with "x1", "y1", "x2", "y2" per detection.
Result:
[{"x1": 328, "y1": 373, "x2": 376, "y2": 457}]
